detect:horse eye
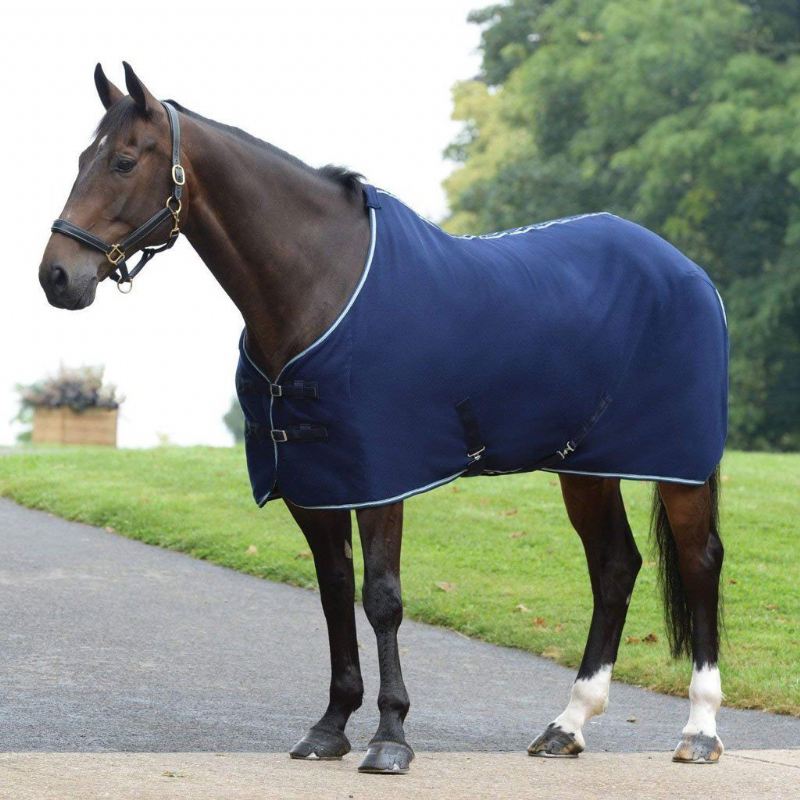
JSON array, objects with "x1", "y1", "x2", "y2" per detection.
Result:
[{"x1": 114, "y1": 158, "x2": 136, "y2": 174}]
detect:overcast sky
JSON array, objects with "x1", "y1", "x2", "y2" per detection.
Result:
[{"x1": 0, "y1": 0, "x2": 482, "y2": 446}]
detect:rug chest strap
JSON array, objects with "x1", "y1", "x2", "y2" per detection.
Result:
[
  {"x1": 456, "y1": 398, "x2": 486, "y2": 476},
  {"x1": 271, "y1": 424, "x2": 328, "y2": 444},
  {"x1": 270, "y1": 380, "x2": 319, "y2": 399}
]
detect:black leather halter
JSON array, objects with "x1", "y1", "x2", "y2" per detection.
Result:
[{"x1": 51, "y1": 101, "x2": 185, "y2": 293}]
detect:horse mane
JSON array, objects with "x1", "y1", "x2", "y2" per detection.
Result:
[
  {"x1": 93, "y1": 98, "x2": 364, "y2": 196},
  {"x1": 317, "y1": 164, "x2": 365, "y2": 194}
]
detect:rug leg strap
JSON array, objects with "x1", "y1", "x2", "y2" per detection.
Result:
[{"x1": 456, "y1": 398, "x2": 486, "y2": 476}]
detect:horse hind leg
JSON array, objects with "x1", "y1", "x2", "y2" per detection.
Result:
[
  {"x1": 529, "y1": 475, "x2": 642, "y2": 757},
  {"x1": 656, "y1": 471, "x2": 724, "y2": 763}
]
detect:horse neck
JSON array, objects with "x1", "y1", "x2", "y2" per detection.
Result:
[{"x1": 178, "y1": 112, "x2": 371, "y2": 377}]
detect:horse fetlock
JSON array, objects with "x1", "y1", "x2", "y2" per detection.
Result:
[
  {"x1": 683, "y1": 664, "x2": 722, "y2": 737},
  {"x1": 563, "y1": 664, "x2": 612, "y2": 721},
  {"x1": 670, "y1": 664, "x2": 724, "y2": 762},
  {"x1": 377, "y1": 691, "x2": 410, "y2": 719},
  {"x1": 535, "y1": 664, "x2": 612, "y2": 756},
  {"x1": 331, "y1": 674, "x2": 364, "y2": 712}
]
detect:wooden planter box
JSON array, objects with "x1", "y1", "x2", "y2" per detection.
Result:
[{"x1": 32, "y1": 407, "x2": 118, "y2": 447}]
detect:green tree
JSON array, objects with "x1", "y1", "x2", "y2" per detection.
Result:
[
  {"x1": 467, "y1": 1, "x2": 555, "y2": 86},
  {"x1": 223, "y1": 396, "x2": 245, "y2": 444},
  {"x1": 446, "y1": 0, "x2": 800, "y2": 450}
]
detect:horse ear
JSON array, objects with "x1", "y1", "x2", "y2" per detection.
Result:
[
  {"x1": 122, "y1": 61, "x2": 158, "y2": 114},
  {"x1": 94, "y1": 63, "x2": 123, "y2": 110}
]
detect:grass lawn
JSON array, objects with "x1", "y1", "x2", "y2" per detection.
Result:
[{"x1": 0, "y1": 446, "x2": 797, "y2": 715}]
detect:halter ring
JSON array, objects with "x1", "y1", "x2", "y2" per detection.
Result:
[{"x1": 116, "y1": 279, "x2": 133, "y2": 294}]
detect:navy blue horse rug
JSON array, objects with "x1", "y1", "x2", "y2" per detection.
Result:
[{"x1": 236, "y1": 186, "x2": 728, "y2": 509}]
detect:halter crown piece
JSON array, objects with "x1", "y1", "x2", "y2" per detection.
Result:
[{"x1": 50, "y1": 101, "x2": 185, "y2": 294}]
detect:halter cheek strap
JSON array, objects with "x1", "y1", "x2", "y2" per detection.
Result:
[{"x1": 50, "y1": 100, "x2": 185, "y2": 293}]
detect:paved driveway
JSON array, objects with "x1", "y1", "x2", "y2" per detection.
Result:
[{"x1": 0, "y1": 498, "x2": 797, "y2": 754}]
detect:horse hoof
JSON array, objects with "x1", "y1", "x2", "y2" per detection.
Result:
[
  {"x1": 358, "y1": 741, "x2": 414, "y2": 774},
  {"x1": 289, "y1": 727, "x2": 351, "y2": 760},
  {"x1": 672, "y1": 733, "x2": 723, "y2": 764},
  {"x1": 528, "y1": 723, "x2": 584, "y2": 758}
]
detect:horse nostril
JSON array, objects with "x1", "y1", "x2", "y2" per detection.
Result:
[{"x1": 50, "y1": 264, "x2": 68, "y2": 291}]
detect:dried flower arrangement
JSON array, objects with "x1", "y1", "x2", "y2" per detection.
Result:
[{"x1": 17, "y1": 366, "x2": 123, "y2": 414}]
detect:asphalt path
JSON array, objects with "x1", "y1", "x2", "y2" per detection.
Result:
[{"x1": 0, "y1": 498, "x2": 797, "y2": 754}]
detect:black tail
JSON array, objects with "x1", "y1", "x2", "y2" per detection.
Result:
[{"x1": 650, "y1": 466, "x2": 722, "y2": 659}]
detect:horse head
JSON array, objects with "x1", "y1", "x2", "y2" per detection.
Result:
[{"x1": 39, "y1": 63, "x2": 183, "y2": 309}]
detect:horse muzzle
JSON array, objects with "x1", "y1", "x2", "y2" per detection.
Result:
[{"x1": 39, "y1": 261, "x2": 98, "y2": 310}]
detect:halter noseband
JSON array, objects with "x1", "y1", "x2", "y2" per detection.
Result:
[{"x1": 51, "y1": 101, "x2": 185, "y2": 293}]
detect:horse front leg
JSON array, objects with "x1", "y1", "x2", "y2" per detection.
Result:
[
  {"x1": 286, "y1": 503, "x2": 363, "y2": 760},
  {"x1": 355, "y1": 502, "x2": 414, "y2": 774},
  {"x1": 529, "y1": 475, "x2": 642, "y2": 757}
]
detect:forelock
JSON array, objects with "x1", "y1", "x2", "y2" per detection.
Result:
[{"x1": 93, "y1": 97, "x2": 148, "y2": 141}]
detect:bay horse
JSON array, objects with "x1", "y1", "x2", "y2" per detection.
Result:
[{"x1": 38, "y1": 64, "x2": 726, "y2": 773}]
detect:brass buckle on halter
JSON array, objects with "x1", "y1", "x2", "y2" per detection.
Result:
[
  {"x1": 171, "y1": 164, "x2": 186, "y2": 186},
  {"x1": 107, "y1": 244, "x2": 125, "y2": 265}
]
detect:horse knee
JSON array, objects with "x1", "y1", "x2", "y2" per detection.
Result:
[
  {"x1": 320, "y1": 568, "x2": 353, "y2": 599},
  {"x1": 317, "y1": 569, "x2": 355, "y2": 619},
  {"x1": 363, "y1": 575, "x2": 403, "y2": 631}
]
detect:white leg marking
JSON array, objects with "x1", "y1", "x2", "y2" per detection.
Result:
[
  {"x1": 682, "y1": 664, "x2": 722, "y2": 737},
  {"x1": 551, "y1": 664, "x2": 612, "y2": 748}
]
